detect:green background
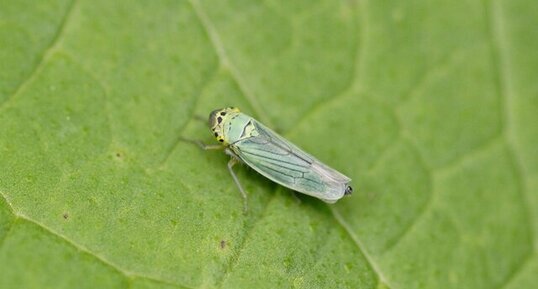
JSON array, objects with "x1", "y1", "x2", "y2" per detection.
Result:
[{"x1": 1, "y1": 0, "x2": 537, "y2": 288}]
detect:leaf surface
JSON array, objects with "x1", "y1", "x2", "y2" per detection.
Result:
[{"x1": 1, "y1": 0, "x2": 537, "y2": 288}]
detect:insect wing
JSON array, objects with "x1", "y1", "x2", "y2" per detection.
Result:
[{"x1": 231, "y1": 120, "x2": 350, "y2": 203}]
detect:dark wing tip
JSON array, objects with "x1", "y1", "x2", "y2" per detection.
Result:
[{"x1": 344, "y1": 185, "x2": 353, "y2": 195}]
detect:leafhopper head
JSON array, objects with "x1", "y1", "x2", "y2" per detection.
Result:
[{"x1": 208, "y1": 107, "x2": 240, "y2": 144}]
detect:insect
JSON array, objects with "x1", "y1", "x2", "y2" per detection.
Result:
[{"x1": 185, "y1": 107, "x2": 352, "y2": 212}]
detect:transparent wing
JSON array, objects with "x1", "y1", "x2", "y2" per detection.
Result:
[{"x1": 230, "y1": 120, "x2": 350, "y2": 202}]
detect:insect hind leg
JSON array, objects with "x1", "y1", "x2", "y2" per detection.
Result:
[{"x1": 225, "y1": 148, "x2": 248, "y2": 214}]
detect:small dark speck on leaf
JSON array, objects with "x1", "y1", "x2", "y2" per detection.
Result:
[
  {"x1": 63, "y1": 213, "x2": 69, "y2": 219},
  {"x1": 220, "y1": 240, "x2": 226, "y2": 249}
]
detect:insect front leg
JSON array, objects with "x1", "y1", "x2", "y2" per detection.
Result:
[
  {"x1": 225, "y1": 148, "x2": 248, "y2": 214},
  {"x1": 179, "y1": 137, "x2": 224, "y2": 150},
  {"x1": 193, "y1": 115, "x2": 207, "y2": 123}
]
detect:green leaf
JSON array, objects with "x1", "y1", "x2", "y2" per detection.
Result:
[{"x1": 1, "y1": 0, "x2": 537, "y2": 288}]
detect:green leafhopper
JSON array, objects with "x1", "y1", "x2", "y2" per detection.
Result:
[{"x1": 187, "y1": 107, "x2": 352, "y2": 211}]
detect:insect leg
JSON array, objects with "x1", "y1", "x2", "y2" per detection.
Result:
[
  {"x1": 225, "y1": 149, "x2": 248, "y2": 213},
  {"x1": 193, "y1": 115, "x2": 207, "y2": 123},
  {"x1": 290, "y1": 192, "x2": 302, "y2": 204},
  {"x1": 179, "y1": 137, "x2": 224, "y2": 150}
]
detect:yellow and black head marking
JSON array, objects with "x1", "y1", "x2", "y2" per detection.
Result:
[{"x1": 208, "y1": 107, "x2": 240, "y2": 144}]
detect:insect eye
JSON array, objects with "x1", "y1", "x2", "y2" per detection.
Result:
[{"x1": 208, "y1": 109, "x2": 220, "y2": 128}]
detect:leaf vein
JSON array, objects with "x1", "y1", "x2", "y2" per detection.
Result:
[
  {"x1": 434, "y1": 135, "x2": 503, "y2": 174},
  {"x1": 488, "y1": 0, "x2": 535, "y2": 249},
  {"x1": 486, "y1": 1, "x2": 536, "y2": 288},
  {"x1": 496, "y1": 252, "x2": 535, "y2": 289},
  {"x1": 395, "y1": 48, "x2": 468, "y2": 107},
  {"x1": 215, "y1": 192, "x2": 278, "y2": 288},
  {"x1": 0, "y1": 191, "x2": 193, "y2": 289},
  {"x1": 0, "y1": 0, "x2": 78, "y2": 112},
  {"x1": 330, "y1": 206, "x2": 394, "y2": 289},
  {"x1": 0, "y1": 192, "x2": 17, "y2": 250},
  {"x1": 286, "y1": 1, "x2": 363, "y2": 135},
  {"x1": 157, "y1": 68, "x2": 218, "y2": 169},
  {"x1": 379, "y1": 138, "x2": 433, "y2": 254},
  {"x1": 188, "y1": 0, "x2": 274, "y2": 127}
]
